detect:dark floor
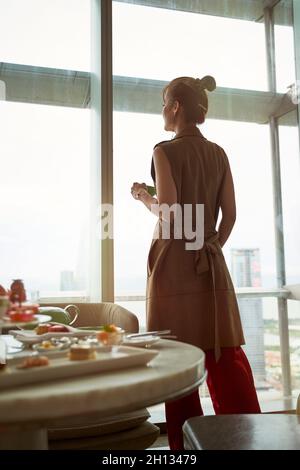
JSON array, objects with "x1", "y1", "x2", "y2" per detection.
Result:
[{"x1": 148, "y1": 433, "x2": 169, "y2": 450}]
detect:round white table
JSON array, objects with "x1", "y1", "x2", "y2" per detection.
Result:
[{"x1": 0, "y1": 339, "x2": 206, "y2": 449}]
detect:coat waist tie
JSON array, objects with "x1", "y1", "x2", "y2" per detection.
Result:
[{"x1": 194, "y1": 233, "x2": 222, "y2": 362}]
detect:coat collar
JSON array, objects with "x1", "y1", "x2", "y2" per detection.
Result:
[{"x1": 173, "y1": 125, "x2": 206, "y2": 141}]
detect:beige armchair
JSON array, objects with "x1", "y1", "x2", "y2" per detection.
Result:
[
  {"x1": 41, "y1": 302, "x2": 139, "y2": 333},
  {"x1": 43, "y1": 302, "x2": 159, "y2": 450}
]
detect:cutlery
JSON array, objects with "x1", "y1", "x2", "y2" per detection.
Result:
[{"x1": 125, "y1": 330, "x2": 171, "y2": 339}]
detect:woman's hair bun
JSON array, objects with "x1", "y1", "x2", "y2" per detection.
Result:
[{"x1": 196, "y1": 75, "x2": 216, "y2": 92}]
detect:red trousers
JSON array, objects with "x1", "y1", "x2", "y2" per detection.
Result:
[{"x1": 165, "y1": 346, "x2": 261, "y2": 450}]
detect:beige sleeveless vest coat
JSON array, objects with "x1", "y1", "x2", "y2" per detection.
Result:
[{"x1": 146, "y1": 126, "x2": 245, "y2": 361}]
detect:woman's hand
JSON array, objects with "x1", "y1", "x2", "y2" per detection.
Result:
[
  {"x1": 131, "y1": 182, "x2": 158, "y2": 216},
  {"x1": 131, "y1": 182, "x2": 148, "y2": 200}
]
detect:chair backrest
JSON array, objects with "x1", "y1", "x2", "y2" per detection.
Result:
[{"x1": 40, "y1": 302, "x2": 139, "y2": 333}]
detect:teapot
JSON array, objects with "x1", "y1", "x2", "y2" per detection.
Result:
[{"x1": 38, "y1": 305, "x2": 79, "y2": 325}]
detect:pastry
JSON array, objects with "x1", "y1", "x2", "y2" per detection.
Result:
[
  {"x1": 68, "y1": 344, "x2": 96, "y2": 361},
  {"x1": 35, "y1": 324, "x2": 51, "y2": 335},
  {"x1": 17, "y1": 355, "x2": 49, "y2": 369},
  {"x1": 40, "y1": 340, "x2": 55, "y2": 349}
]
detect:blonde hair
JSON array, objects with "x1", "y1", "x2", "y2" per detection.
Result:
[{"x1": 163, "y1": 75, "x2": 216, "y2": 124}]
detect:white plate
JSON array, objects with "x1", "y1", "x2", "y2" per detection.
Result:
[
  {"x1": 122, "y1": 335, "x2": 160, "y2": 348},
  {"x1": 0, "y1": 314, "x2": 52, "y2": 330},
  {"x1": 0, "y1": 346, "x2": 159, "y2": 389},
  {"x1": 8, "y1": 325, "x2": 98, "y2": 345}
]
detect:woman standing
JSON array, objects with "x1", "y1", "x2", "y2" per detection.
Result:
[{"x1": 131, "y1": 75, "x2": 261, "y2": 450}]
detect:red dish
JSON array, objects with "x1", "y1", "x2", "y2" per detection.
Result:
[
  {"x1": 8, "y1": 303, "x2": 39, "y2": 322},
  {"x1": 9, "y1": 311, "x2": 35, "y2": 322}
]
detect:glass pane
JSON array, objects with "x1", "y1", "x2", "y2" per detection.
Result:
[
  {"x1": 0, "y1": 101, "x2": 90, "y2": 298},
  {"x1": 0, "y1": 0, "x2": 90, "y2": 71},
  {"x1": 288, "y1": 300, "x2": 300, "y2": 397},
  {"x1": 278, "y1": 112, "x2": 300, "y2": 284},
  {"x1": 261, "y1": 298, "x2": 283, "y2": 396},
  {"x1": 113, "y1": 2, "x2": 268, "y2": 91},
  {"x1": 203, "y1": 120, "x2": 277, "y2": 288},
  {"x1": 113, "y1": 111, "x2": 169, "y2": 309},
  {"x1": 274, "y1": 0, "x2": 296, "y2": 93},
  {"x1": 241, "y1": 297, "x2": 275, "y2": 389}
]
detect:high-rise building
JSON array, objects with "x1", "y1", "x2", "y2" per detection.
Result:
[{"x1": 231, "y1": 249, "x2": 267, "y2": 386}]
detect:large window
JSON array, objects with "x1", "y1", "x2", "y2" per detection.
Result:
[
  {"x1": 279, "y1": 113, "x2": 300, "y2": 285},
  {"x1": 113, "y1": 111, "x2": 168, "y2": 299},
  {"x1": 279, "y1": 111, "x2": 300, "y2": 398},
  {"x1": 113, "y1": 2, "x2": 268, "y2": 91},
  {"x1": 0, "y1": 102, "x2": 90, "y2": 298},
  {"x1": 274, "y1": 0, "x2": 296, "y2": 93},
  {"x1": 288, "y1": 300, "x2": 300, "y2": 394},
  {"x1": 0, "y1": 0, "x2": 91, "y2": 70},
  {"x1": 0, "y1": 1, "x2": 92, "y2": 299},
  {"x1": 201, "y1": 119, "x2": 276, "y2": 288},
  {"x1": 113, "y1": 111, "x2": 168, "y2": 326}
]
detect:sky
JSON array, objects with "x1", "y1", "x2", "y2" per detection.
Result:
[{"x1": 0, "y1": 0, "x2": 299, "y2": 304}]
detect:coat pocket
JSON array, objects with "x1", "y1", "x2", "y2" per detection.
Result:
[{"x1": 147, "y1": 239, "x2": 158, "y2": 277}]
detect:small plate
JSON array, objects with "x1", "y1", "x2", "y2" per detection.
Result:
[
  {"x1": 32, "y1": 341, "x2": 65, "y2": 354},
  {"x1": 122, "y1": 335, "x2": 160, "y2": 348}
]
